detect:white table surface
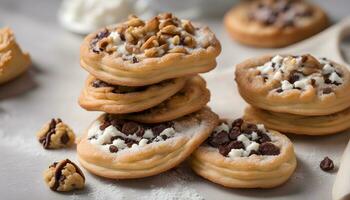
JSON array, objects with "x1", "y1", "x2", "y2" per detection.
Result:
[{"x1": 1, "y1": 0, "x2": 350, "y2": 200}]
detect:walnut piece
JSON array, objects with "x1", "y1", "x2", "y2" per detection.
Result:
[
  {"x1": 43, "y1": 159, "x2": 85, "y2": 192},
  {"x1": 37, "y1": 118, "x2": 75, "y2": 149}
]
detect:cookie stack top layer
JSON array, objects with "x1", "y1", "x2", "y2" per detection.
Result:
[{"x1": 80, "y1": 13, "x2": 221, "y2": 86}]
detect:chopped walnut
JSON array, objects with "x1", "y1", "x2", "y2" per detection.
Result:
[
  {"x1": 90, "y1": 13, "x2": 214, "y2": 61},
  {"x1": 37, "y1": 118, "x2": 75, "y2": 149},
  {"x1": 43, "y1": 159, "x2": 85, "y2": 192}
]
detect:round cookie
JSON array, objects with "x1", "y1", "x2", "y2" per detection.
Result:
[
  {"x1": 190, "y1": 118, "x2": 296, "y2": 188},
  {"x1": 0, "y1": 27, "x2": 31, "y2": 84},
  {"x1": 79, "y1": 75, "x2": 187, "y2": 114},
  {"x1": 120, "y1": 76, "x2": 210, "y2": 123},
  {"x1": 235, "y1": 54, "x2": 350, "y2": 116},
  {"x1": 224, "y1": 0, "x2": 328, "y2": 48},
  {"x1": 77, "y1": 107, "x2": 219, "y2": 179},
  {"x1": 80, "y1": 13, "x2": 221, "y2": 86},
  {"x1": 244, "y1": 106, "x2": 350, "y2": 136}
]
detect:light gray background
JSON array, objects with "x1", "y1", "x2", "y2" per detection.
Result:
[{"x1": 0, "y1": 0, "x2": 350, "y2": 200}]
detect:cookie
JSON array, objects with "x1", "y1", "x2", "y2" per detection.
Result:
[
  {"x1": 37, "y1": 118, "x2": 75, "y2": 149},
  {"x1": 80, "y1": 13, "x2": 221, "y2": 86},
  {"x1": 43, "y1": 159, "x2": 85, "y2": 192},
  {"x1": 224, "y1": 0, "x2": 328, "y2": 48},
  {"x1": 77, "y1": 107, "x2": 218, "y2": 179},
  {"x1": 190, "y1": 118, "x2": 296, "y2": 188},
  {"x1": 120, "y1": 76, "x2": 210, "y2": 123},
  {"x1": 0, "y1": 27, "x2": 31, "y2": 84},
  {"x1": 235, "y1": 54, "x2": 350, "y2": 116},
  {"x1": 79, "y1": 75, "x2": 187, "y2": 114},
  {"x1": 244, "y1": 106, "x2": 350, "y2": 136}
]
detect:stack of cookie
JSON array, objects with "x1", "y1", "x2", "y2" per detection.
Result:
[
  {"x1": 235, "y1": 54, "x2": 350, "y2": 135},
  {"x1": 76, "y1": 13, "x2": 221, "y2": 179}
]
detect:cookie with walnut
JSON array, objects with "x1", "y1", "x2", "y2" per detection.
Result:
[
  {"x1": 235, "y1": 54, "x2": 350, "y2": 116},
  {"x1": 79, "y1": 75, "x2": 187, "y2": 114},
  {"x1": 119, "y1": 76, "x2": 210, "y2": 123},
  {"x1": 224, "y1": 0, "x2": 328, "y2": 48},
  {"x1": 77, "y1": 107, "x2": 218, "y2": 179},
  {"x1": 0, "y1": 27, "x2": 31, "y2": 84},
  {"x1": 244, "y1": 106, "x2": 350, "y2": 135},
  {"x1": 80, "y1": 13, "x2": 221, "y2": 86},
  {"x1": 190, "y1": 118, "x2": 296, "y2": 188}
]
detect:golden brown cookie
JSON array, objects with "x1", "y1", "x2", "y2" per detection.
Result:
[
  {"x1": 120, "y1": 76, "x2": 210, "y2": 123},
  {"x1": 0, "y1": 27, "x2": 31, "y2": 84},
  {"x1": 235, "y1": 54, "x2": 350, "y2": 116},
  {"x1": 79, "y1": 75, "x2": 187, "y2": 114},
  {"x1": 37, "y1": 118, "x2": 75, "y2": 149},
  {"x1": 224, "y1": 0, "x2": 328, "y2": 48},
  {"x1": 244, "y1": 106, "x2": 350, "y2": 136},
  {"x1": 190, "y1": 118, "x2": 296, "y2": 188},
  {"x1": 77, "y1": 107, "x2": 218, "y2": 179},
  {"x1": 80, "y1": 13, "x2": 221, "y2": 86},
  {"x1": 43, "y1": 159, "x2": 85, "y2": 192}
]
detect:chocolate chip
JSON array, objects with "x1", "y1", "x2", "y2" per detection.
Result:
[
  {"x1": 228, "y1": 127, "x2": 241, "y2": 140},
  {"x1": 96, "y1": 29, "x2": 110, "y2": 39},
  {"x1": 227, "y1": 140, "x2": 245, "y2": 150},
  {"x1": 323, "y1": 87, "x2": 332, "y2": 94},
  {"x1": 100, "y1": 121, "x2": 111, "y2": 131},
  {"x1": 161, "y1": 135, "x2": 168, "y2": 140},
  {"x1": 124, "y1": 138, "x2": 137, "y2": 147},
  {"x1": 310, "y1": 79, "x2": 316, "y2": 87},
  {"x1": 110, "y1": 119, "x2": 123, "y2": 131},
  {"x1": 259, "y1": 142, "x2": 280, "y2": 155},
  {"x1": 208, "y1": 131, "x2": 230, "y2": 147},
  {"x1": 289, "y1": 74, "x2": 300, "y2": 84},
  {"x1": 218, "y1": 141, "x2": 245, "y2": 156},
  {"x1": 232, "y1": 118, "x2": 243, "y2": 128},
  {"x1": 132, "y1": 56, "x2": 138, "y2": 63},
  {"x1": 325, "y1": 78, "x2": 332, "y2": 84},
  {"x1": 320, "y1": 157, "x2": 334, "y2": 171},
  {"x1": 276, "y1": 88, "x2": 283, "y2": 93},
  {"x1": 258, "y1": 132, "x2": 271, "y2": 143},
  {"x1": 60, "y1": 133, "x2": 69, "y2": 144},
  {"x1": 109, "y1": 145, "x2": 118, "y2": 153},
  {"x1": 122, "y1": 122, "x2": 141, "y2": 135},
  {"x1": 151, "y1": 124, "x2": 169, "y2": 136},
  {"x1": 218, "y1": 145, "x2": 231, "y2": 156}
]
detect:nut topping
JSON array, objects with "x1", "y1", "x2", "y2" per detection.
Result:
[
  {"x1": 90, "y1": 13, "x2": 215, "y2": 62},
  {"x1": 43, "y1": 159, "x2": 85, "y2": 192}
]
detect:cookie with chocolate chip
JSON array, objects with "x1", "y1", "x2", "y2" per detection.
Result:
[
  {"x1": 43, "y1": 159, "x2": 85, "y2": 192},
  {"x1": 224, "y1": 0, "x2": 328, "y2": 47},
  {"x1": 37, "y1": 118, "x2": 75, "y2": 149},
  {"x1": 77, "y1": 107, "x2": 219, "y2": 179},
  {"x1": 190, "y1": 118, "x2": 297, "y2": 189}
]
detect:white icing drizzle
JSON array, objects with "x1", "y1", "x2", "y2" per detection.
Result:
[{"x1": 88, "y1": 120, "x2": 178, "y2": 153}]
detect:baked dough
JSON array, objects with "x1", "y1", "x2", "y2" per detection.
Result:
[
  {"x1": 224, "y1": 0, "x2": 328, "y2": 48},
  {"x1": 77, "y1": 107, "x2": 218, "y2": 179},
  {"x1": 120, "y1": 76, "x2": 210, "y2": 123},
  {"x1": 79, "y1": 75, "x2": 187, "y2": 114},
  {"x1": 80, "y1": 13, "x2": 221, "y2": 86},
  {"x1": 0, "y1": 27, "x2": 31, "y2": 84},
  {"x1": 235, "y1": 54, "x2": 350, "y2": 116},
  {"x1": 244, "y1": 106, "x2": 350, "y2": 136},
  {"x1": 190, "y1": 118, "x2": 296, "y2": 188}
]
